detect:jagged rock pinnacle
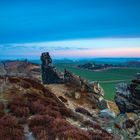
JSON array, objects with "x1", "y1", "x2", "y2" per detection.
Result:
[{"x1": 40, "y1": 52, "x2": 63, "y2": 84}]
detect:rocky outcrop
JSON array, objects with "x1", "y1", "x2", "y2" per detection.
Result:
[
  {"x1": 41, "y1": 52, "x2": 63, "y2": 84},
  {"x1": 64, "y1": 69, "x2": 109, "y2": 110},
  {"x1": 64, "y1": 69, "x2": 83, "y2": 87},
  {"x1": 115, "y1": 73, "x2": 140, "y2": 114},
  {"x1": 114, "y1": 84, "x2": 140, "y2": 140}
]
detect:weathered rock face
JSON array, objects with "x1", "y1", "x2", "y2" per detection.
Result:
[
  {"x1": 99, "y1": 108, "x2": 115, "y2": 119},
  {"x1": 41, "y1": 52, "x2": 63, "y2": 84},
  {"x1": 64, "y1": 69, "x2": 84, "y2": 88},
  {"x1": 64, "y1": 69, "x2": 101, "y2": 93},
  {"x1": 64, "y1": 69, "x2": 108, "y2": 110},
  {"x1": 115, "y1": 74, "x2": 140, "y2": 114}
]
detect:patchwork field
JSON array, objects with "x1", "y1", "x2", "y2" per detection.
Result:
[{"x1": 55, "y1": 63, "x2": 140, "y2": 101}]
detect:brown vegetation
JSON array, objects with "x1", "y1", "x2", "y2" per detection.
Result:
[
  {"x1": 0, "y1": 76, "x2": 118, "y2": 140},
  {"x1": 0, "y1": 102, "x2": 5, "y2": 118},
  {"x1": 29, "y1": 115, "x2": 90, "y2": 140},
  {"x1": 0, "y1": 114, "x2": 25, "y2": 140}
]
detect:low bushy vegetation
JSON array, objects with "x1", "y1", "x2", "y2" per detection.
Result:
[
  {"x1": 0, "y1": 76, "x2": 118, "y2": 140},
  {"x1": 0, "y1": 114, "x2": 25, "y2": 140}
]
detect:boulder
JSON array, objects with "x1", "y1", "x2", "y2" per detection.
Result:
[
  {"x1": 58, "y1": 96, "x2": 68, "y2": 103},
  {"x1": 64, "y1": 69, "x2": 82, "y2": 87},
  {"x1": 115, "y1": 73, "x2": 140, "y2": 114},
  {"x1": 75, "y1": 107, "x2": 92, "y2": 117},
  {"x1": 97, "y1": 99, "x2": 109, "y2": 110},
  {"x1": 99, "y1": 108, "x2": 115, "y2": 119},
  {"x1": 75, "y1": 92, "x2": 81, "y2": 99},
  {"x1": 65, "y1": 91, "x2": 81, "y2": 99}
]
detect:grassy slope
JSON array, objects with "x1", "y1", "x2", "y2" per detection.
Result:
[{"x1": 55, "y1": 63, "x2": 140, "y2": 101}]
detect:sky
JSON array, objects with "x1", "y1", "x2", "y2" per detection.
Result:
[{"x1": 0, "y1": 0, "x2": 140, "y2": 59}]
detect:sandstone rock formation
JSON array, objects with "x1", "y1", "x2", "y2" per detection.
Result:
[
  {"x1": 113, "y1": 74, "x2": 140, "y2": 140},
  {"x1": 115, "y1": 73, "x2": 140, "y2": 114},
  {"x1": 64, "y1": 69, "x2": 109, "y2": 110},
  {"x1": 64, "y1": 69, "x2": 83, "y2": 88},
  {"x1": 41, "y1": 52, "x2": 64, "y2": 84}
]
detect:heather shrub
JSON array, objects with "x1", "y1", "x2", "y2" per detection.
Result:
[
  {"x1": 0, "y1": 102, "x2": 4, "y2": 110},
  {"x1": 8, "y1": 95, "x2": 30, "y2": 117},
  {"x1": 51, "y1": 118, "x2": 90, "y2": 140},
  {"x1": 30, "y1": 100, "x2": 46, "y2": 114},
  {"x1": 29, "y1": 115, "x2": 55, "y2": 140},
  {"x1": 29, "y1": 115, "x2": 91, "y2": 140},
  {"x1": 0, "y1": 110, "x2": 5, "y2": 118},
  {"x1": 0, "y1": 114, "x2": 25, "y2": 140},
  {"x1": 88, "y1": 130, "x2": 113, "y2": 140},
  {"x1": 40, "y1": 108, "x2": 62, "y2": 118}
]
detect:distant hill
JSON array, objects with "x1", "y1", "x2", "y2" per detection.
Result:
[{"x1": 0, "y1": 60, "x2": 41, "y2": 79}]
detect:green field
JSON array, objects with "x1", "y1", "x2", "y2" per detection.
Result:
[{"x1": 55, "y1": 63, "x2": 140, "y2": 101}]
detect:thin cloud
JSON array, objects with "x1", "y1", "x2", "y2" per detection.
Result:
[{"x1": 1, "y1": 38, "x2": 140, "y2": 59}]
